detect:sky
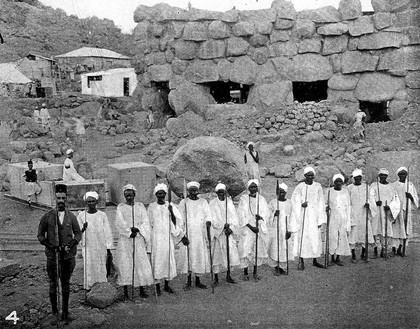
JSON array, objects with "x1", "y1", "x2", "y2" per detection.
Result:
[{"x1": 39, "y1": 0, "x2": 374, "y2": 34}]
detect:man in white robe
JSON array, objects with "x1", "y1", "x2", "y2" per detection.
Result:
[
  {"x1": 209, "y1": 183, "x2": 240, "y2": 284},
  {"x1": 325, "y1": 174, "x2": 352, "y2": 266},
  {"x1": 178, "y1": 181, "x2": 211, "y2": 290},
  {"x1": 391, "y1": 167, "x2": 419, "y2": 257},
  {"x1": 148, "y1": 183, "x2": 182, "y2": 295},
  {"x1": 115, "y1": 184, "x2": 153, "y2": 299},
  {"x1": 62, "y1": 149, "x2": 85, "y2": 182},
  {"x1": 267, "y1": 182, "x2": 297, "y2": 275},
  {"x1": 369, "y1": 169, "x2": 400, "y2": 259},
  {"x1": 237, "y1": 179, "x2": 269, "y2": 281},
  {"x1": 348, "y1": 169, "x2": 375, "y2": 262},
  {"x1": 244, "y1": 142, "x2": 260, "y2": 183},
  {"x1": 77, "y1": 191, "x2": 113, "y2": 290},
  {"x1": 290, "y1": 166, "x2": 327, "y2": 270}
]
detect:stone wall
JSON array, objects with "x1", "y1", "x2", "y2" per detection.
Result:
[{"x1": 132, "y1": 0, "x2": 420, "y2": 122}]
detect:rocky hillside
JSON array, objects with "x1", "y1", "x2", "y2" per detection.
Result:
[{"x1": 0, "y1": 0, "x2": 134, "y2": 62}]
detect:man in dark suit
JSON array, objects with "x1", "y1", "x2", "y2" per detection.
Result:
[{"x1": 37, "y1": 184, "x2": 81, "y2": 324}]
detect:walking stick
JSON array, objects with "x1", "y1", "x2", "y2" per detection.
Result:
[
  {"x1": 325, "y1": 188, "x2": 331, "y2": 269},
  {"x1": 83, "y1": 198, "x2": 87, "y2": 302},
  {"x1": 168, "y1": 187, "x2": 172, "y2": 283},
  {"x1": 131, "y1": 203, "x2": 135, "y2": 301},
  {"x1": 206, "y1": 225, "x2": 215, "y2": 294},
  {"x1": 297, "y1": 185, "x2": 308, "y2": 270},
  {"x1": 54, "y1": 205, "x2": 61, "y2": 327},
  {"x1": 225, "y1": 191, "x2": 231, "y2": 280},
  {"x1": 364, "y1": 181, "x2": 369, "y2": 262},
  {"x1": 377, "y1": 178, "x2": 383, "y2": 259},
  {"x1": 254, "y1": 192, "x2": 260, "y2": 281},
  {"x1": 285, "y1": 216, "x2": 289, "y2": 275},
  {"x1": 402, "y1": 167, "x2": 410, "y2": 257},
  {"x1": 276, "y1": 181, "x2": 280, "y2": 274},
  {"x1": 385, "y1": 200, "x2": 388, "y2": 260},
  {"x1": 183, "y1": 179, "x2": 190, "y2": 274}
]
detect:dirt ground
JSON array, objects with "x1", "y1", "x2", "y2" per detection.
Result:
[{"x1": 1, "y1": 191, "x2": 420, "y2": 328}]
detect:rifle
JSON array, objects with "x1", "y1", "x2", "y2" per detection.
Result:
[
  {"x1": 364, "y1": 181, "x2": 369, "y2": 262},
  {"x1": 297, "y1": 185, "x2": 308, "y2": 270},
  {"x1": 325, "y1": 187, "x2": 331, "y2": 269},
  {"x1": 402, "y1": 167, "x2": 410, "y2": 257},
  {"x1": 384, "y1": 200, "x2": 388, "y2": 260},
  {"x1": 183, "y1": 179, "x2": 190, "y2": 274},
  {"x1": 131, "y1": 203, "x2": 135, "y2": 301},
  {"x1": 206, "y1": 224, "x2": 215, "y2": 294},
  {"x1": 253, "y1": 191, "x2": 260, "y2": 281},
  {"x1": 225, "y1": 190, "x2": 231, "y2": 281}
]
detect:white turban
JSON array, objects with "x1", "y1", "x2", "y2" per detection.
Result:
[
  {"x1": 154, "y1": 183, "x2": 168, "y2": 194},
  {"x1": 304, "y1": 166, "x2": 315, "y2": 175},
  {"x1": 215, "y1": 183, "x2": 226, "y2": 192},
  {"x1": 378, "y1": 168, "x2": 389, "y2": 176},
  {"x1": 247, "y1": 179, "x2": 259, "y2": 187},
  {"x1": 396, "y1": 167, "x2": 408, "y2": 174},
  {"x1": 84, "y1": 191, "x2": 99, "y2": 201},
  {"x1": 246, "y1": 142, "x2": 255, "y2": 148},
  {"x1": 123, "y1": 184, "x2": 137, "y2": 192},
  {"x1": 333, "y1": 173, "x2": 345, "y2": 182},
  {"x1": 187, "y1": 181, "x2": 200, "y2": 190},
  {"x1": 278, "y1": 182, "x2": 288, "y2": 192},
  {"x1": 66, "y1": 149, "x2": 74, "y2": 155},
  {"x1": 352, "y1": 169, "x2": 363, "y2": 177}
]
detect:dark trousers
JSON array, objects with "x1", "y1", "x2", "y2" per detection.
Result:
[{"x1": 46, "y1": 254, "x2": 75, "y2": 315}]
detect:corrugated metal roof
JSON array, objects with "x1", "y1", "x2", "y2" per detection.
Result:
[
  {"x1": 55, "y1": 47, "x2": 131, "y2": 59},
  {"x1": 0, "y1": 63, "x2": 32, "y2": 84}
]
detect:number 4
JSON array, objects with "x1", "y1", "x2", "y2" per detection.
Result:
[{"x1": 5, "y1": 311, "x2": 19, "y2": 325}]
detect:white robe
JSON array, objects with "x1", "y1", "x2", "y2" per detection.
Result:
[
  {"x1": 326, "y1": 188, "x2": 352, "y2": 256},
  {"x1": 369, "y1": 182, "x2": 400, "y2": 237},
  {"x1": 209, "y1": 197, "x2": 240, "y2": 273},
  {"x1": 148, "y1": 201, "x2": 182, "y2": 281},
  {"x1": 267, "y1": 199, "x2": 297, "y2": 266},
  {"x1": 290, "y1": 182, "x2": 327, "y2": 259},
  {"x1": 63, "y1": 157, "x2": 85, "y2": 181},
  {"x1": 177, "y1": 198, "x2": 211, "y2": 275},
  {"x1": 77, "y1": 210, "x2": 113, "y2": 289},
  {"x1": 391, "y1": 181, "x2": 419, "y2": 239},
  {"x1": 244, "y1": 151, "x2": 260, "y2": 183},
  {"x1": 114, "y1": 202, "x2": 154, "y2": 287},
  {"x1": 347, "y1": 183, "x2": 374, "y2": 246},
  {"x1": 237, "y1": 193, "x2": 270, "y2": 267}
]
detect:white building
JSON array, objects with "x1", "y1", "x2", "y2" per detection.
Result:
[{"x1": 81, "y1": 68, "x2": 137, "y2": 97}]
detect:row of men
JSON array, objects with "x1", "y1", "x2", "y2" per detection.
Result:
[{"x1": 36, "y1": 166, "x2": 418, "y2": 323}]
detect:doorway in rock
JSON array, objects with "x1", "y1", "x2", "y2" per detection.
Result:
[
  {"x1": 207, "y1": 81, "x2": 250, "y2": 104},
  {"x1": 359, "y1": 101, "x2": 390, "y2": 123},
  {"x1": 151, "y1": 81, "x2": 176, "y2": 117},
  {"x1": 292, "y1": 80, "x2": 328, "y2": 102}
]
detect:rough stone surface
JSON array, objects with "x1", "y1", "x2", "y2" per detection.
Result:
[
  {"x1": 371, "y1": 0, "x2": 411, "y2": 13},
  {"x1": 0, "y1": 260, "x2": 21, "y2": 281},
  {"x1": 373, "y1": 12, "x2": 395, "y2": 30},
  {"x1": 295, "y1": 19, "x2": 316, "y2": 39},
  {"x1": 183, "y1": 22, "x2": 209, "y2": 41},
  {"x1": 298, "y1": 38, "x2": 322, "y2": 53},
  {"x1": 249, "y1": 34, "x2": 270, "y2": 47},
  {"x1": 86, "y1": 282, "x2": 119, "y2": 309},
  {"x1": 250, "y1": 47, "x2": 269, "y2": 65},
  {"x1": 230, "y1": 56, "x2": 258, "y2": 85},
  {"x1": 317, "y1": 23, "x2": 349, "y2": 36},
  {"x1": 248, "y1": 81, "x2": 293, "y2": 110},
  {"x1": 271, "y1": 57, "x2": 294, "y2": 80},
  {"x1": 388, "y1": 99, "x2": 409, "y2": 120},
  {"x1": 208, "y1": 21, "x2": 231, "y2": 39},
  {"x1": 322, "y1": 35, "x2": 348, "y2": 55},
  {"x1": 290, "y1": 54, "x2": 333, "y2": 81},
  {"x1": 298, "y1": 6, "x2": 341, "y2": 23},
  {"x1": 198, "y1": 40, "x2": 226, "y2": 59},
  {"x1": 148, "y1": 64, "x2": 172, "y2": 82},
  {"x1": 184, "y1": 60, "x2": 219, "y2": 83},
  {"x1": 239, "y1": 9, "x2": 277, "y2": 23},
  {"x1": 274, "y1": 18, "x2": 295, "y2": 30},
  {"x1": 341, "y1": 51, "x2": 379, "y2": 73},
  {"x1": 283, "y1": 145, "x2": 295, "y2": 156},
  {"x1": 338, "y1": 0, "x2": 363, "y2": 20},
  {"x1": 271, "y1": 0, "x2": 297, "y2": 20},
  {"x1": 405, "y1": 71, "x2": 420, "y2": 88},
  {"x1": 171, "y1": 59, "x2": 189, "y2": 75},
  {"x1": 270, "y1": 30, "x2": 290, "y2": 43},
  {"x1": 255, "y1": 60, "x2": 277, "y2": 84},
  {"x1": 354, "y1": 72, "x2": 405, "y2": 101},
  {"x1": 226, "y1": 37, "x2": 250, "y2": 56},
  {"x1": 167, "y1": 137, "x2": 247, "y2": 197},
  {"x1": 357, "y1": 32, "x2": 403, "y2": 50},
  {"x1": 328, "y1": 74, "x2": 359, "y2": 90},
  {"x1": 232, "y1": 21, "x2": 255, "y2": 36},
  {"x1": 221, "y1": 9, "x2": 240, "y2": 23},
  {"x1": 271, "y1": 164, "x2": 293, "y2": 178},
  {"x1": 349, "y1": 16, "x2": 375, "y2": 36},
  {"x1": 378, "y1": 47, "x2": 420, "y2": 71},
  {"x1": 255, "y1": 21, "x2": 273, "y2": 35},
  {"x1": 328, "y1": 89, "x2": 358, "y2": 103},
  {"x1": 166, "y1": 111, "x2": 205, "y2": 137},
  {"x1": 188, "y1": 8, "x2": 222, "y2": 21},
  {"x1": 172, "y1": 40, "x2": 198, "y2": 60},
  {"x1": 269, "y1": 41, "x2": 298, "y2": 57},
  {"x1": 330, "y1": 104, "x2": 359, "y2": 124}
]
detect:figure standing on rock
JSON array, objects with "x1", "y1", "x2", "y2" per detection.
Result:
[
  {"x1": 62, "y1": 149, "x2": 85, "y2": 182},
  {"x1": 22, "y1": 159, "x2": 42, "y2": 209},
  {"x1": 244, "y1": 142, "x2": 260, "y2": 184}
]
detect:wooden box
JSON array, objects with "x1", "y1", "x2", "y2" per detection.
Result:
[
  {"x1": 64, "y1": 179, "x2": 106, "y2": 210},
  {"x1": 107, "y1": 162, "x2": 156, "y2": 205},
  {"x1": 8, "y1": 160, "x2": 63, "y2": 204}
]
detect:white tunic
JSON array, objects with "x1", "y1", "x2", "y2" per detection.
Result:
[
  {"x1": 267, "y1": 199, "x2": 297, "y2": 265},
  {"x1": 347, "y1": 183, "x2": 374, "y2": 245},
  {"x1": 391, "y1": 181, "x2": 418, "y2": 239},
  {"x1": 244, "y1": 151, "x2": 260, "y2": 182},
  {"x1": 177, "y1": 198, "x2": 212, "y2": 275},
  {"x1": 237, "y1": 193, "x2": 270, "y2": 266},
  {"x1": 209, "y1": 197, "x2": 240, "y2": 271},
  {"x1": 114, "y1": 202, "x2": 153, "y2": 287},
  {"x1": 63, "y1": 157, "x2": 85, "y2": 181},
  {"x1": 326, "y1": 188, "x2": 352, "y2": 256},
  {"x1": 369, "y1": 182, "x2": 400, "y2": 237},
  {"x1": 148, "y1": 201, "x2": 182, "y2": 281},
  {"x1": 290, "y1": 182, "x2": 327, "y2": 259},
  {"x1": 77, "y1": 210, "x2": 113, "y2": 289}
]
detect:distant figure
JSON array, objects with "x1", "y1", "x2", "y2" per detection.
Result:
[
  {"x1": 33, "y1": 106, "x2": 41, "y2": 124},
  {"x1": 63, "y1": 149, "x2": 85, "y2": 182},
  {"x1": 353, "y1": 109, "x2": 366, "y2": 141},
  {"x1": 22, "y1": 159, "x2": 42, "y2": 209},
  {"x1": 244, "y1": 142, "x2": 260, "y2": 183},
  {"x1": 39, "y1": 103, "x2": 51, "y2": 134},
  {"x1": 147, "y1": 107, "x2": 154, "y2": 130},
  {"x1": 73, "y1": 116, "x2": 86, "y2": 147}
]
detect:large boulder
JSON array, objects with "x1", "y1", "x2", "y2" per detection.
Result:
[
  {"x1": 294, "y1": 19, "x2": 316, "y2": 38},
  {"x1": 298, "y1": 6, "x2": 341, "y2": 23},
  {"x1": 322, "y1": 35, "x2": 348, "y2": 55},
  {"x1": 378, "y1": 47, "x2": 420, "y2": 71},
  {"x1": 338, "y1": 0, "x2": 362, "y2": 20},
  {"x1": 183, "y1": 22, "x2": 209, "y2": 41},
  {"x1": 226, "y1": 37, "x2": 250, "y2": 56},
  {"x1": 184, "y1": 60, "x2": 219, "y2": 83},
  {"x1": 248, "y1": 81, "x2": 293, "y2": 110},
  {"x1": 371, "y1": 0, "x2": 411, "y2": 13},
  {"x1": 271, "y1": 0, "x2": 297, "y2": 20},
  {"x1": 148, "y1": 64, "x2": 172, "y2": 82},
  {"x1": 198, "y1": 40, "x2": 226, "y2": 59},
  {"x1": 328, "y1": 74, "x2": 359, "y2": 91},
  {"x1": 172, "y1": 40, "x2": 199, "y2": 60},
  {"x1": 209, "y1": 21, "x2": 231, "y2": 39},
  {"x1": 341, "y1": 51, "x2": 379, "y2": 74},
  {"x1": 348, "y1": 16, "x2": 375, "y2": 36},
  {"x1": 317, "y1": 23, "x2": 349, "y2": 36},
  {"x1": 268, "y1": 41, "x2": 298, "y2": 57},
  {"x1": 167, "y1": 137, "x2": 247, "y2": 197},
  {"x1": 230, "y1": 56, "x2": 258, "y2": 85},
  {"x1": 166, "y1": 111, "x2": 206, "y2": 137},
  {"x1": 86, "y1": 282, "x2": 119, "y2": 309},
  {"x1": 357, "y1": 32, "x2": 404, "y2": 50},
  {"x1": 290, "y1": 54, "x2": 333, "y2": 81},
  {"x1": 354, "y1": 72, "x2": 405, "y2": 102},
  {"x1": 0, "y1": 260, "x2": 21, "y2": 282},
  {"x1": 387, "y1": 99, "x2": 409, "y2": 120}
]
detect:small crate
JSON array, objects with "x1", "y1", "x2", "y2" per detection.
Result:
[
  {"x1": 107, "y1": 162, "x2": 156, "y2": 205},
  {"x1": 64, "y1": 179, "x2": 106, "y2": 210}
]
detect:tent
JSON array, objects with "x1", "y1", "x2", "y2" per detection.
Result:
[{"x1": 0, "y1": 63, "x2": 32, "y2": 84}]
